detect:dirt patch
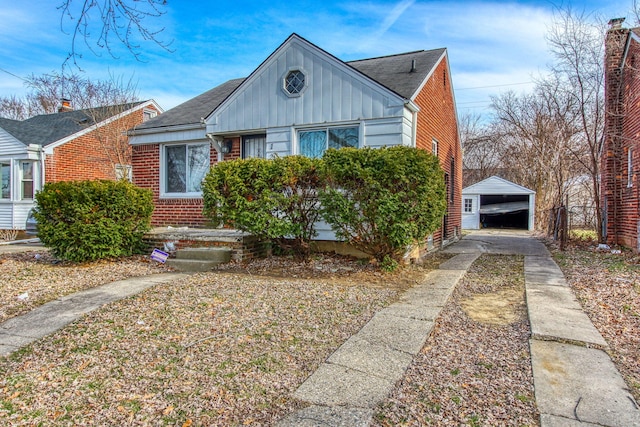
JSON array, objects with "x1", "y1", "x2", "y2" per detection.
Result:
[{"x1": 460, "y1": 288, "x2": 526, "y2": 325}]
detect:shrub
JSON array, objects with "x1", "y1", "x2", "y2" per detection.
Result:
[
  {"x1": 319, "y1": 146, "x2": 446, "y2": 264},
  {"x1": 34, "y1": 180, "x2": 154, "y2": 262},
  {"x1": 202, "y1": 155, "x2": 323, "y2": 258}
]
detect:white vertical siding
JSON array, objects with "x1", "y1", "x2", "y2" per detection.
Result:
[
  {"x1": 402, "y1": 109, "x2": 414, "y2": 146},
  {"x1": 363, "y1": 118, "x2": 404, "y2": 148},
  {"x1": 266, "y1": 128, "x2": 291, "y2": 158},
  {"x1": 209, "y1": 39, "x2": 405, "y2": 134}
]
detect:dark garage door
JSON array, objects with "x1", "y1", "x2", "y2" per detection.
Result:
[{"x1": 479, "y1": 194, "x2": 529, "y2": 229}]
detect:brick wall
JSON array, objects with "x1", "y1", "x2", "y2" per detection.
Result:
[
  {"x1": 603, "y1": 27, "x2": 640, "y2": 249},
  {"x1": 45, "y1": 107, "x2": 149, "y2": 183},
  {"x1": 413, "y1": 54, "x2": 463, "y2": 246}
]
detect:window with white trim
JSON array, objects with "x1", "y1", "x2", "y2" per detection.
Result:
[
  {"x1": 143, "y1": 108, "x2": 157, "y2": 122},
  {"x1": 162, "y1": 143, "x2": 210, "y2": 196},
  {"x1": 299, "y1": 126, "x2": 359, "y2": 158},
  {"x1": 432, "y1": 138, "x2": 438, "y2": 156},
  {"x1": 20, "y1": 161, "x2": 34, "y2": 200},
  {"x1": 1, "y1": 162, "x2": 10, "y2": 199},
  {"x1": 464, "y1": 198, "x2": 473, "y2": 213}
]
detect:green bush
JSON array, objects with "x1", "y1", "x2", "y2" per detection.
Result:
[
  {"x1": 34, "y1": 180, "x2": 154, "y2": 262},
  {"x1": 202, "y1": 155, "x2": 323, "y2": 258},
  {"x1": 319, "y1": 146, "x2": 446, "y2": 264}
]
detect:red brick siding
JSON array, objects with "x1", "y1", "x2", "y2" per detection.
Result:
[
  {"x1": 44, "y1": 107, "x2": 149, "y2": 183},
  {"x1": 413, "y1": 54, "x2": 463, "y2": 244},
  {"x1": 603, "y1": 28, "x2": 640, "y2": 249}
]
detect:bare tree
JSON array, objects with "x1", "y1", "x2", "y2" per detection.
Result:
[
  {"x1": 491, "y1": 78, "x2": 585, "y2": 232},
  {"x1": 459, "y1": 112, "x2": 501, "y2": 186},
  {"x1": 546, "y1": 7, "x2": 606, "y2": 241},
  {"x1": 0, "y1": 72, "x2": 142, "y2": 179},
  {"x1": 58, "y1": 0, "x2": 173, "y2": 66},
  {"x1": 0, "y1": 72, "x2": 139, "y2": 120}
]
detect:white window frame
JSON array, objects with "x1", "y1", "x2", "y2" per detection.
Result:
[
  {"x1": 20, "y1": 161, "x2": 35, "y2": 200},
  {"x1": 464, "y1": 198, "x2": 473, "y2": 213},
  {"x1": 160, "y1": 142, "x2": 210, "y2": 198},
  {"x1": 432, "y1": 138, "x2": 438, "y2": 156},
  {"x1": 296, "y1": 124, "x2": 361, "y2": 158},
  {"x1": 0, "y1": 161, "x2": 10, "y2": 201},
  {"x1": 282, "y1": 68, "x2": 308, "y2": 98},
  {"x1": 143, "y1": 108, "x2": 157, "y2": 122}
]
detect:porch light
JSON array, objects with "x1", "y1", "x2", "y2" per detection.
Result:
[{"x1": 222, "y1": 139, "x2": 233, "y2": 154}]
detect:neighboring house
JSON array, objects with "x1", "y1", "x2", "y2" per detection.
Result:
[
  {"x1": 130, "y1": 33, "x2": 462, "y2": 246},
  {"x1": 0, "y1": 99, "x2": 162, "y2": 231},
  {"x1": 602, "y1": 18, "x2": 640, "y2": 249},
  {"x1": 461, "y1": 176, "x2": 535, "y2": 231}
]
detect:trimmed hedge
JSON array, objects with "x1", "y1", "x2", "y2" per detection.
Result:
[
  {"x1": 202, "y1": 147, "x2": 446, "y2": 266},
  {"x1": 319, "y1": 146, "x2": 446, "y2": 266},
  {"x1": 34, "y1": 180, "x2": 154, "y2": 262},
  {"x1": 202, "y1": 155, "x2": 323, "y2": 257}
]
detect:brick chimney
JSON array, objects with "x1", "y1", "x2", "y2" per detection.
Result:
[
  {"x1": 602, "y1": 17, "x2": 630, "y2": 245},
  {"x1": 58, "y1": 98, "x2": 73, "y2": 112}
]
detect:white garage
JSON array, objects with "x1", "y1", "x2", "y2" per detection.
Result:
[{"x1": 462, "y1": 176, "x2": 535, "y2": 231}]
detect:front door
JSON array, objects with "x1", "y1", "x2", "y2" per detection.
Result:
[{"x1": 242, "y1": 135, "x2": 267, "y2": 159}]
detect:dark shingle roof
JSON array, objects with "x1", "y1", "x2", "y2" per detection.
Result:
[
  {"x1": 132, "y1": 46, "x2": 446, "y2": 132},
  {"x1": 347, "y1": 48, "x2": 446, "y2": 99},
  {"x1": 133, "y1": 78, "x2": 245, "y2": 131},
  {"x1": 0, "y1": 101, "x2": 145, "y2": 147}
]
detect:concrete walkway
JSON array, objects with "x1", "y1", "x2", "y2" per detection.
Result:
[
  {"x1": 446, "y1": 231, "x2": 639, "y2": 427},
  {"x1": 0, "y1": 273, "x2": 187, "y2": 357},
  {"x1": 278, "y1": 230, "x2": 640, "y2": 426}
]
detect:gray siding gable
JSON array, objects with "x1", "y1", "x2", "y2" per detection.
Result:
[{"x1": 206, "y1": 34, "x2": 408, "y2": 134}]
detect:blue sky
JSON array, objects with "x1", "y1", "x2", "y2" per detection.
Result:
[{"x1": 0, "y1": 0, "x2": 632, "y2": 119}]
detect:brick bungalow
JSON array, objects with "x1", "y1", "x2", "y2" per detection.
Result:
[
  {"x1": 602, "y1": 18, "x2": 640, "y2": 249},
  {"x1": 129, "y1": 33, "x2": 462, "y2": 248},
  {"x1": 0, "y1": 100, "x2": 162, "y2": 231}
]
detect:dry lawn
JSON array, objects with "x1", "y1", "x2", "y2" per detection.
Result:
[
  {"x1": 0, "y1": 251, "x2": 447, "y2": 426},
  {"x1": 0, "y1": 251, "x2": 167, "y2": 323}
]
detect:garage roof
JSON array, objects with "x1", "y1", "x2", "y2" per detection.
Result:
[{"x1": 462, "y1": 176, "x2": 535, "y2": 195}]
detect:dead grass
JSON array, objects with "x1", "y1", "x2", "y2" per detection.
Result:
[
  {"x1": 0, "y1": 250, "x2": 168, "y2": 323},
  {"x1": 0, "y1": 252, "x2": 453, "y2": 426}
]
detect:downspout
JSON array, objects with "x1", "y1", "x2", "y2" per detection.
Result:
[{"x1": 205, "y1": 133, "x2": 224, "y2": 162}]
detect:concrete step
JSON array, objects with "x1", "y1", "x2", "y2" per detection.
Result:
[
  {"x1": 174, "y1": 247, "x2": 232, "y2": 263},
  {"x1": 166, "y1": 258, "x2": 224, "y2": 272}
]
